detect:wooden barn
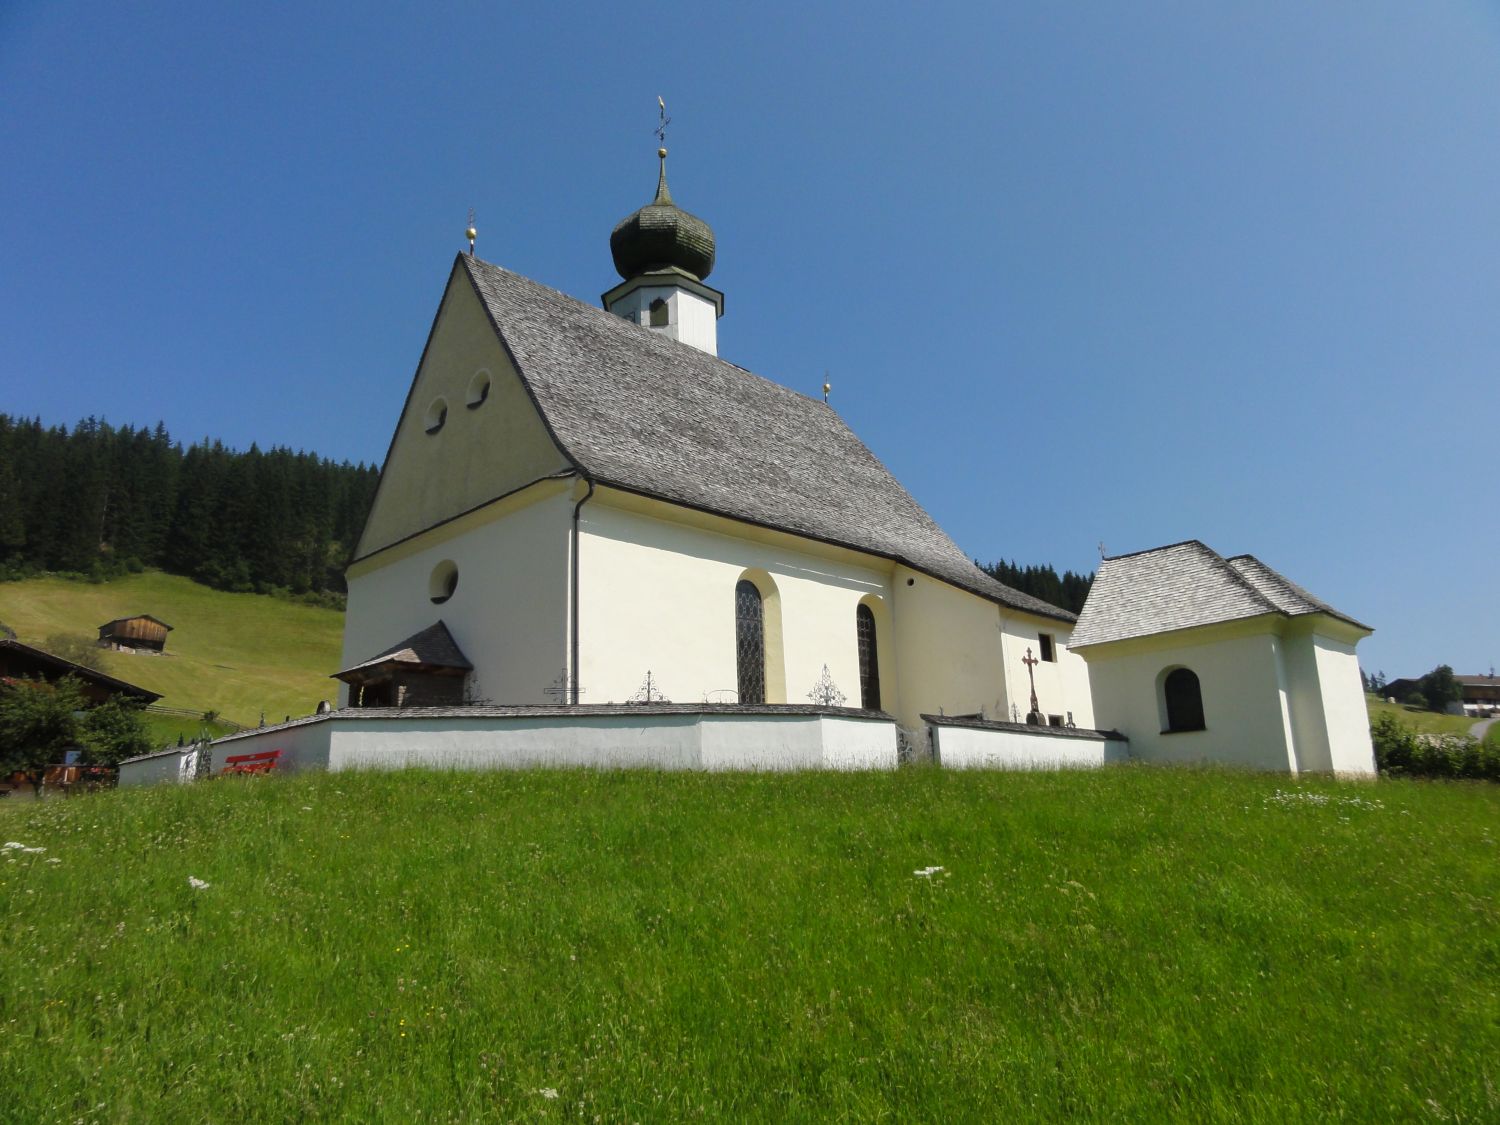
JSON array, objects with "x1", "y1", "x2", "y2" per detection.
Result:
[{"x1": 97, "y1": 614, "x2": 173, "y2": 653}]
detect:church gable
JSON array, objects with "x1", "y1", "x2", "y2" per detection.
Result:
[{"x1": 356, "y1": 263, "x2": 572, "y2": 559}]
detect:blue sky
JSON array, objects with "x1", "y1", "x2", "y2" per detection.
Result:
[{"x1": 2, "y1": 2, "x2": 1496, "y2": 679}]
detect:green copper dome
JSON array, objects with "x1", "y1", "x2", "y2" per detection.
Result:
[{"x1": 610, "y1": 150, "x2": 716, "y2": 282}]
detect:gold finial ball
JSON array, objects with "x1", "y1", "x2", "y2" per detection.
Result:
[
  {"x1": 465, "y1": 226, "x2": 477, "y2": 241},
  {"x1": 658, "y1": 147, "x2": 668, "y2": 159}
]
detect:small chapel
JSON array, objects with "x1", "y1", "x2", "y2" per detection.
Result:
[{"x1": 209, "y1": 134, "x2": 1375, "y2": 775}]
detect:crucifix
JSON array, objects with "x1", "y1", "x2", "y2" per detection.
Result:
[{"x1": 1022, "y1": 647, "x2": 1042, "y2": 721}]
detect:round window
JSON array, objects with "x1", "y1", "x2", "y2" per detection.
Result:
[
  {"x1": 424, "y1": 397, "x2": 449, "y2": 434},
  {"x1": 429, "y1": 560, "x2": 458, "y2": 604}
]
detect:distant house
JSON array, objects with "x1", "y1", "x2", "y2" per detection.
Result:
[
  {"x1": 0, "y1": 638, "x2": 161, "y2": 705},
  {"x1": 1457, "y1": 674, "x2": 1500, "y2": 716},
  {"x1": 1381, "y1": 678, "x2": 1424, "y2": 704},
  {"x1": 1381, "y1": 674, "x2": 1497, "y2": 716},
  {"x1": 97, "y1": 615, "x2": 173, "y2": 654}
]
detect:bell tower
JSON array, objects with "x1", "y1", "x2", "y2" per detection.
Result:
[{"x1": 602, "y1": 137, "x2": 724, "y2": 356}]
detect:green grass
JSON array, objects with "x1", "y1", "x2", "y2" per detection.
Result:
[
  {"x1": 138, "y1": 712, "x2": 241, "y2": 747},
  {"x1": 1366, "y1": 694, "x2": 1477, "y2": 737},
  {"x1": 1, "y1": 767, "x2": 1495, "y2": 1122},
  {"x1": 0, "y1": 571, "x2": 343, "y2": 728}
]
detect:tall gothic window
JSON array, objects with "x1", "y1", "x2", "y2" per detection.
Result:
[
  {"x1": 1163, "y1": 667, "x2": 1206, "y2": 732},
  {"x1": 856, "y1": 603, "x2": 881, "y2": 711},
  {"x1": 735, "y1": 579, "x2": 765, "y2": 704}
]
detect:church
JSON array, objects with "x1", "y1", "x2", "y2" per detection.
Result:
[{"x1": 210, "y1": 142, "x2": 1375, "y2": 775}]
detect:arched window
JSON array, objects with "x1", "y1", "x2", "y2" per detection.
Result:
[
  {"x1": 735, "y1": 579, "x2": 765, "y2": 704},
  {"x1": 649, "y1": 298, "x2": 669, "y2": 327},
  {"x1": 1163, "y1": 667, "x2": 1205, "y2": 732},
  {"x1": 856, "y1": 603, "x2": 881, "y2": 710}
]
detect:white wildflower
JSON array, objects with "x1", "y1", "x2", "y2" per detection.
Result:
[
  {"x1": 913, "y1": 866, "x2": 945, "y2": 877},
  {"x1": 537, "y1": 1088, "x2": 559, "y2": 1100},
  {"x1": 3, "y1": 842, "x2": 45, "y2": 854},
  {"x1": 46, "y1": 858, "x2": 61, "y2": 865},
  {"x1": 188, "y1": 876, "x2": 211, "y2": 890}
]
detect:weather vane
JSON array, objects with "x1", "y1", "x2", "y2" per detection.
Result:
[
  {"x1": 465, "y1": 207, "x2": 476, "y2": 256},
  {"x1": 654, "y1": 95, "x2": 671, "y2": 149}
]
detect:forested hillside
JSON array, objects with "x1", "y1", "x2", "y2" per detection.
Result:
[
  {"x1": 980, "y1": 558, "x2": 1093, "y2": 615},
  {"x1": 0, "y1": 415, "x2": 378, "y2": 601}
]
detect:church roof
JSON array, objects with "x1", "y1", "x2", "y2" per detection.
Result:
[
  {"x1": 332, "y1": 621, "x2": 473, "y2": 682},
  {"x1": 1070, "y1": 540, "x2": 1369, "y2": 648},
  {"x1": 459, "y1": 254, "x2": 1074, "y2": 623}
]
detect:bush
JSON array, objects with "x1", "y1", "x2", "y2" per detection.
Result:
[
  {"x1": 1370, "y1": 712, "x2": 1500, "y2": 781},
  {"x1": 43, "y1": 632, "x2": 104, "y2": 671}
]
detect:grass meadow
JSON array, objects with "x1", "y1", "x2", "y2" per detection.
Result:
[
  {"x1": 1365, "y1": 696, "x2": 1481, "y2": 738},
  {"x1": 1, "y1": 766, "x2": 1495, "y2": 1122},
  {"x1": 0, "y1": 571, "x2": 343, "y2": 728}
]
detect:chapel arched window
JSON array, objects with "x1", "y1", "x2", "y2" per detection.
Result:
[
  {"x1": 856, "y1": 603, "x2": 881, "y2": 711},
  {"x1": 1163, "y1": 667, "x2": 1206, "y2": 732},
  {"x1": 735, "y1": 579, "x2": 766, "y2": 704}
]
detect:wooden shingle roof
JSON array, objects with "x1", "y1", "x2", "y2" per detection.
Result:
[
  {"x1": 459, "y1": 255, "x2": 1073, "y2": 623},
  {"x1": 1071, "y1": 540, "x2": 1369, "y2": 648},
  {"x1": 332, "y1": 621, "x2": 473, "y2": 683}
]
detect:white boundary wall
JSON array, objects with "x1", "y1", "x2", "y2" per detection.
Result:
[
  {"x1": 210, "y1": 708, "x2": 898, "y2": 773},
  {"x1": 928, "y1": 717, "x2": 1129, "y2": 770}
]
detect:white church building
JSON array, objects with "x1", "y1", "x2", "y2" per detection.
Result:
[{"x1": 209, "y1": 146, "x2": 1375, "y2": 776}]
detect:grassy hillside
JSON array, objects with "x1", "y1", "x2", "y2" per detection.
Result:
[
  {"x1": 0, "y1": 571, "x2": 343, "y2": 728},
  {"x1": 2, "y1": 767, "x2": 1495, "y2": 1121},
  {"x1": 1366, "y1": 694, "x2": 1478, "y2": 737}
]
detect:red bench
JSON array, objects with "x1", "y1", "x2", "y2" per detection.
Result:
[{"x1": 221, "y1": 750, "x2": 284, "y2": 776}]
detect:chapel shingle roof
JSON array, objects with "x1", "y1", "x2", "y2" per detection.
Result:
[
  {"x1": 1069, "y1": 540, "x2": 1369, "y2": 648},
  {"x1": 459, "y1": 255, "x2": 1073, "y2": 623}
]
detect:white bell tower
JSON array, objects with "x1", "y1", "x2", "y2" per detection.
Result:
[{"x1": 602, "y1": 132, "x2": 724, "y2": 356}]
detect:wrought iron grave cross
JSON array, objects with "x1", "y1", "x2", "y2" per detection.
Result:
[{"x1": 1022, "y1": 647, "x2": 1041, "y2": 720}]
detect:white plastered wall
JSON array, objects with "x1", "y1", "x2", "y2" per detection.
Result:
[
  {"x1": 1309, "y1": 630, "x2": 1376, "y2": 774},
  {"x1": 211, "y1": 711, "x2": 897, "y2": 772},
  {"x1": 606, "y1": 284, "x2": 719, "y2": 355},
  {"x1": 340, "y1": 486, "x2": 572, "y2": 706},
  {"x1": 357, "y1": 267, "x2": 571, "y2": 557},
  {"x1": 891, "y1": 569, "x2": 1006, "y2": 727},
  {"x1": 996, "y1": 613, "x2": 1095, "y2": 730},
  {"x1": 931, "y1": 725, "x2": 1128, "y2": 770},
  {"x1": 1078, "y1": 621, "x2": 1299, "y2": 771},
  {"x1": 889, "y1": 569, "x2": 1092, "y2": 730},
  {"x1": 576, "y1": 494, "x2": 893, "y2": 709}
]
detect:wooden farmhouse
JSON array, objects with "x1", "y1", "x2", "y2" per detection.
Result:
[
  {"x1": 0, "y1": 638, "x2": 160, "y2": 705},
  {"x1": 97, "y1": 614, "x2": 173, "y2": 654}
]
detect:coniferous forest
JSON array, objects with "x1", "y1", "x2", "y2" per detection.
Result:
[
  {"x1": 0, "y1": 414, "x2": 1092, "y2": 613},
  {"x1": 0, "y1": 415, "x2": 378, "y2": 604},
  {"x1": 980, "y1": 558, "x2": 1093, "y2": 615}
]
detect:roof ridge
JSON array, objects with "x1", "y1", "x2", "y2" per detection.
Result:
[
  {"x1": 1102, "y1": 537, "x2": 1214, "y2": 563},
  {"x1": 464, "y1": 254, "x2": 835, "y2": 409},
  {"x1": 1199, "y1": 544, "x2": 1282, "y2": 616}
]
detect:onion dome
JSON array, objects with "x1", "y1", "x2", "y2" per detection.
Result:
[{"x1": 610, "y1": 149, "x2": 716, "y2": 282}]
